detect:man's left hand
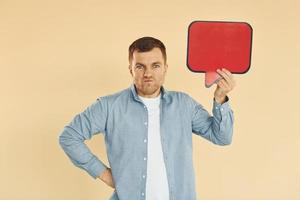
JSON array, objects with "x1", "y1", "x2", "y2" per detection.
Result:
[{"x1": 214, "y1": 68, "x2": 236, "y2": 104}]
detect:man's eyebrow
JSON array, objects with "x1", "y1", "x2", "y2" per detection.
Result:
[
  {"x1": 152, "y1": 61, "x2": 162, "y2": 65},
  {"x1": 135, "y1": 61, "x2": 162, "y2": 66},
  {"x1": 135, "y1": 62, "x2": 145, "y2": 66}
]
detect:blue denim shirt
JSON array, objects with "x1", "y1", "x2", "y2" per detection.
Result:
[{"x1": 59, "y1": 84, "x2": 234, "y2": 200}]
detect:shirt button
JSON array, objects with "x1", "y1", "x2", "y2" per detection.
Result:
[
  {"x1": 221, "y1": 108, "x2": 224, "y2": 111},
  {"x1": 215, "y1": 107, "x2": 219, "y2": 109},
  {"x1": 142, "y1": 192, "x2": 145, "y2": 196},
  {"x1": 144, "y1": 139, "x2": 147, "y2": 143},
  {"x1": 143, "y1": 157, "x2": 147, "y2": 161},
  {"x1": 144, "y1": 122, "x2": 147, "y2": 126},
  {"x1": 142, "y1": 175, "x2": 146, "y2": 178}
]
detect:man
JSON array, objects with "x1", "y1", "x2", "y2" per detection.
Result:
[{"x1": 59, "y1": 36, "x2": 235, "y2": 200}]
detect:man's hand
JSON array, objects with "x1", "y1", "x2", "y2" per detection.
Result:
[
  {"x1": 214, "y1": 68, "x2": 236, "y2": 104},
  {"x1": 98, "y1": 168, "x2": 115, "y2": 188}
]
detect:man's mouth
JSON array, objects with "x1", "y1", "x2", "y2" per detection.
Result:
[{"x1": 144, "y1": 79, "x2": 153, "y2": 82}]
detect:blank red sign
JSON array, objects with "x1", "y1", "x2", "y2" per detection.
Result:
[{"x1": 187, "y1": 21, "x2": 253, "y2": 74}]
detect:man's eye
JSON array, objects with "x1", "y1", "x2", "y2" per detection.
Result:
[
  {"x1": 154, "y1": 64, "x2": 160, "y2": 68},
  {"x1": 136, "y1": 65, "x2": 143, "y2": 69}
]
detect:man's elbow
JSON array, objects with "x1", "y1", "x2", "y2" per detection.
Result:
[
  {"x1": 58, "y1": 129, "x2": 70, "y2": 150},
  {"x1": 217, "y1": 138, "x2": 232, "y2": 146},
  {"x1": 58, "y1": 132, "x2": 65, "y2": 149},
  {"x1": 215, "y1": 131, "x2": 233, "y2": 146}
]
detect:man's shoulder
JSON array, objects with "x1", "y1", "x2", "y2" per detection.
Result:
[
  {"x1": 97, "y1": 87, "x2": 131, "y2": 102},
  {"x1": 166, "y1": 89, "x2": 191, "y2": 100}
]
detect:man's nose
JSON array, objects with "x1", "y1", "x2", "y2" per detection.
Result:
[{"x1": 143, "y1": 68, "x2": 152, "y2": 77}]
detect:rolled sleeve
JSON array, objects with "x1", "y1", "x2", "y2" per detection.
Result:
[{"x1": 212, "y1": 96, "x2": 231, "y2": 120}]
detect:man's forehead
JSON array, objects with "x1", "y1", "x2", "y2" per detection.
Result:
[{"x1": 132, "y1": 48, "x2": 164, "y2": 62}]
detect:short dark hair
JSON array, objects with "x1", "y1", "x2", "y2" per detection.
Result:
[{"x1": 128, "y1": 36, "x2": 167, "y2": 64}]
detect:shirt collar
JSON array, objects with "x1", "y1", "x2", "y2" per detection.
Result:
[{"x1": 130, "y1": 83, "x2": 169, "y2": 102}]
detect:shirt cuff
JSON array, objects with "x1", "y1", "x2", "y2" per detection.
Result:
[
  {"x1": 213, "y1": 96, "x2": 231, "y2": 117},
  {"x1": 87, "y1": 156, "x2": 108, "y2": 179}
]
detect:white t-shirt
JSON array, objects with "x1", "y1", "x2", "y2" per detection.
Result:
[{"x1": 139, "y1": 93, "x2": 170, "y2": 200}]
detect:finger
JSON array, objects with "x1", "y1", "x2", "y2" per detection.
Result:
[
  {"x1": 216, "y1": 79, "x2": 226, "y2": 90},
  {"x1": 217, "y1": 68, "x2": 234, "y2": 88},
  {"x1": 222, "y1": 68, "x2": 236, "y2": 87},
  {"x1": 217, "y1": 69, "x2": 231, "y2": 84},
  {"x1": 222, "y1": 68, "x2": 233, "y2": 78},
  {"x1": 218, "y1": 79, "x2": 230, "y2": 90},
  {"x1": 218, "y1": 79, "x2": 231, "y2": 93}
]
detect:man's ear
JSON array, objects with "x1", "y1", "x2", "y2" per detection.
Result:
[
  {"x1": 129, "y1": 65, "x2": 133, "y2": 76},
  {"x1": 164, "y1": 64, "x2": 168, "y2": 73}
]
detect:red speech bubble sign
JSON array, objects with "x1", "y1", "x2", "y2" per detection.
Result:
[{"x1": 187, "y1": 21, "x2": 253, "y2": 87}]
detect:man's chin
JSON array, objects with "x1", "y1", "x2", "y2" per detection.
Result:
[{"x1": 141, "y1": 86, "x2": 159, "y2": 95}]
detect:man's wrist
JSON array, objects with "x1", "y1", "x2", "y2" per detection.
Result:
[
  {"x1": 214, "y1": 95, "x2": 228, "y2": 104},
  {"x1": 98, "y1": 168, "x2": 109, "y2": 180},
  {"x1": 214, "y1": 96, "x2": 226, "y2": 104}
]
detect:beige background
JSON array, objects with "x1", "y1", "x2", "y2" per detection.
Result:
[{"x1": 1, "y1": 0, "x2": 299, "y2": 199}]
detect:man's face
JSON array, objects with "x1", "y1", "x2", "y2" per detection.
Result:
[{"x1": 129, "y1": 47, "x2": 168, "y2": 98}]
